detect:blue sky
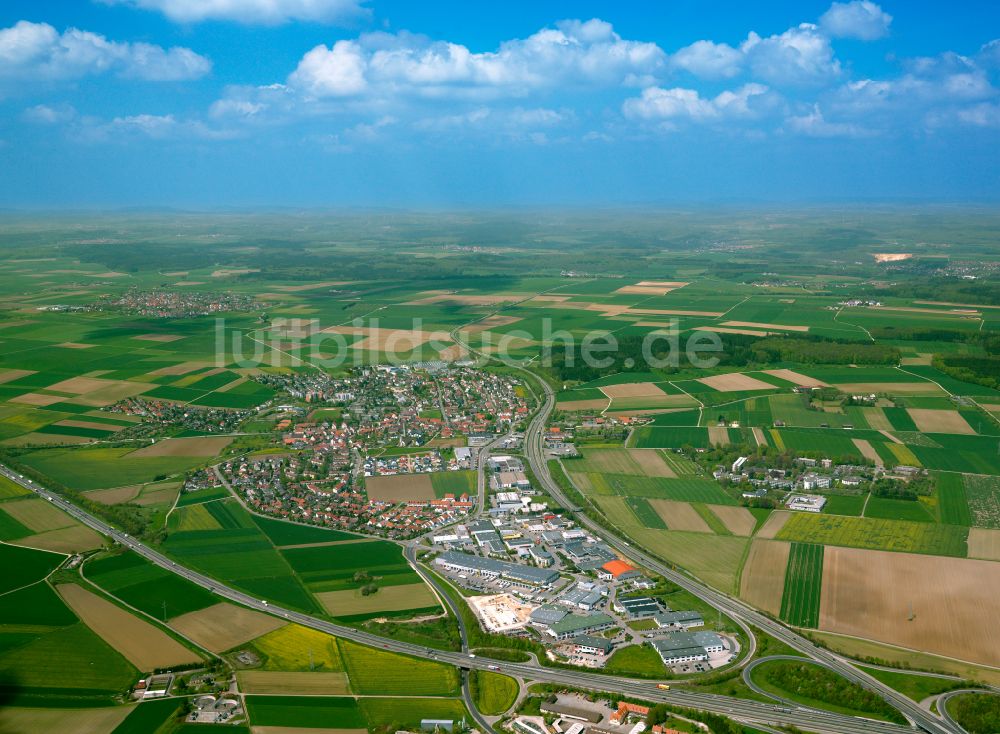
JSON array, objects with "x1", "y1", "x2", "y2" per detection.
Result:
[{"x1": 0, "y1": 0, "x2": 998, "y2": 207}]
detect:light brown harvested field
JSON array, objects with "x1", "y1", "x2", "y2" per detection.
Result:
[
  {"x1": 436, "y1": 344, "x2": 468, "y2": 361},
  {"x1": 967, "y1": 528, "x2": 1000, "y2": 561},
  {"x1": 170, "y1": 603, "x2": 286, "y2": 653},
  {"x1": 722, "y1": 320, "x2": 810, "y2": 332},
  {"x1": 762, "y1": 369, "x2": 831, "y2": 387},
  {"x1": 710, "y1": 505, "x2": 757, "y2": 536},
  {"x1": 698, "y1": 373, "x2": 776, "y2": 392},
  {"x1": 89, "y1": 271, "x2": 127, "y2": 278},
  {"x1": 322, "y1": 326, "x2": 452, "y2": 352},
  {"x1": 173, "y1": 281, "x2": 206, "y2": 286},
  {"x1": 873, "y1": 253, "x2": 912, "y2": 263},
  {"x1": 637, "y1": 280, "x2": 689, "y2": 288},
  {"x1": 530, "y1": 294, "x2": 571, "y2": 302},
  {"x1": 2, "y1": 432, "x2": 94, "y2": 447},
  {"x1": 316, "y1": 582, "x2": 439, "y2": 617},
  {"x1": 8, "y1": 392, "x2": 65, "y2": 406},
  {"x1": 752, "y1": 427, "x2": 767, "y2": 447},
  {"x1": 86, "y1": 485, "x2": 141, "y2": 505},
  {"x1": 611, "y1": 394, "x2": 696, "y2": 410},
  {"x1": 57, "y1": 583, "x2": 199, "y2": 670},
  {"x1": 0, "y1": 706, "x2": 132, "y2": 734},
  {"x1": 365, "y1": 474, "x2": 435, "y2": 502},
  {"x1": 648, "y1": 499, "x2": 713, "y2": 533},
  {"x1": 135, "y1": 482, "x2": 182, "y2": 507},
  {"x1": 756, "y1": 511, "x2": 791, "y2": 539},
  {"x1": 693, "y1": 326, "x2": 772, "y2": 336},
  {"x1": 252, "y1": 728, "x2": 366, "y2": 734},
  {"x1": 915, "y1": 300, "x2": 1000, "y2": 310},
  {"x1": 45, "y1": 376, "x2": 117, "y2": 394},
  {"x1": 879, "y1": 430, "x2": 903, "y2": 444},
  {"x1": 0, "y1": 368, "x2": 35, "y2": 384},
  {"x1": 627, "y1": 449, "x2": 676, "y2": 477},
  {"x1": 129, "y1": 436, "x2": 234, "y2": 458},
  {"x1": 852, "y1": 438, "x2": 882, "y2": 465},
  {"x1": 862, "y1": 408, "x2": 893, "y2": 431},
  {"x1": 568, "y1": 472, "x2": 593, "y2": 493},
  {"x1": 579, "y1": 448, "x2": 645, "y2": 474},
  {"x1": 2, "y1": 498, "x2": 74, "y2": 532},
  {"x1": 615, "y1": 285, "x2": 678, "y2": 296},
  {"x1": 133, "y1": 333, "x2": 184, "y2": 342},
  {"x1": 820, "y1": 547, "x2": 1000, "y2": 667},
  {"x1": 271, "y1": 281, "x2": 351, "y2": 292},
  {"x1": 556, "y1": 398, "x2": 610, "y2": 411},
  {"x1": 600, "y1": 382, "x2": 667, "y2": 399},
  {"x1": 406, "y1": 292, "x2": 529, "y2": 305},
  {"x1": 459, "y1": 315, "x2": 524, "y2": 334},
  {"x1": 591, "y1": 304, "x2": 726, "y2": 318},
  {"x1": 609, "y1": 407, "x2": 692, "y2": 417},
  {"x1": 67, "y1": 382, "x2": 151, "y2": 407},
  {"x1": 57, "y1": 419, "x2": 123, "y2": 433},
  {"x1": 276, "y1": 538, "x2": 373, "y2": 550},
  {"x1": 873, "y1": 306, "x2": 980, "y2": 317},
  {"x1": 906, "y1": 409, "x2": 975, "y2": 435},
  {"x1": 148, "y1": 361, "x2": 213, "y2": 376},
  {"x1": 237, "y1": 671, "x2": 350, "y2": 695},
  {"x1": 739, "y1": 539, "x2": 791, "y2": 616},
  {"x1": 0, "y1": 321, "x2": 36, "y2": 330},
  {"x1": 833, "y1": 382, "x2": 943, "y2": 395},
  {"x1": 17, "y1": 525, "x2": 104, "y2": 552},
  {"x1": 55, "y1": 342, "x2": 96, "y2": 349},
  {"x1": 900, "y1": 355, "x2": 934, "y2": 366},
  {"x1": 708, "y1": 426, "x2": 730, "y2": 446}
]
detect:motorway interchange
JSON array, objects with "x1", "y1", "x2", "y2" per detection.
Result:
[{"x1": 0, "y1": 368, "x2": 973, "y2": 734}]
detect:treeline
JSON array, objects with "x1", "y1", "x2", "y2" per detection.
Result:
[
  {"x1": 950, "y1": 693, "x2": 1000, "y2": 734},
  {"x1": 757, "y1": 661, "x2": 906, "y2": 724},
  {"x1": 750, "y1": 337, "x2": 900, "y2": 365},
  {"x1": 933, "y1": 355, "x2": 1000, "y2": 390}
]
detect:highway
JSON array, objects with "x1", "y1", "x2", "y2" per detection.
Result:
[
  {"x1": 0, "y1": 462, "x2": 931, "y2": 734},
  {"x1": 515, "y1": 370, "x2": 962, "y2": 734}
]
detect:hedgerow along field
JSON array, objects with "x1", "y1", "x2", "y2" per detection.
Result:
[{"x1": 779, "y1": 543, "x2": 824, "y2": 628}]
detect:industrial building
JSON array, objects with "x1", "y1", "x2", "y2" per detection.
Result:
[
  {"x1": 651, "y1": 631, "x2": 725, "y2": 665},
  {"x1": 434, "y1": 550, "x2": 560, "y2": 587}
]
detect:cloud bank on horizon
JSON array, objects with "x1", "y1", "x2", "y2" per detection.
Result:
[{"x1": 0, "y1": 0, "x2": 998, "y2": 205}]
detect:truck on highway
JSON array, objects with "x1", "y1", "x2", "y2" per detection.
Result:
[{"x1": 656, "y1": 683, "x2": 671, "y2": 690}]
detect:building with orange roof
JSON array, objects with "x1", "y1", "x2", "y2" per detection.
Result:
[{"x1": 598, "y1": 559, "x2": 640, "y2": 581}]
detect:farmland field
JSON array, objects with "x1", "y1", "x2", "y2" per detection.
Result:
[
  {"x1": 937, "y1": 474, "x2": 972, "y2": 526},
  {"x1": 739, "y1": 539, "x2": 790, "y2": 616},
  {"x1": 246, "y1": 695, "x2": 367, "y2": 729},
  {"x1": 779, "y1": 543, "x2": 824, "y2": 628},
  {"x1": 820, "y1": 547, "x2": 1000, "y2": 667},
  {"x1": 84, "y1": 550, "x2": 217, "y2": 619},
  {"x1": 964, "y1": 475, "x2": 1000, "y2": 528},
  {"x1": 577, "y1": 472, "x2": 736, "y2": 504},
  {"x1": 337, "y1": 639, "x2": 460, "y2": 696},
  {"x1": 776, "y1": 513, "x2": 967, "y2": 557},
  {"x1": 471, "y1": 670, "x2": 519, "y2": 715},
  {"x1": 248, "y1": 624, "x2": 344, "y2": 672}
]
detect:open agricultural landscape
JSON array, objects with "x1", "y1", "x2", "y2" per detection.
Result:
[{"x1": 3, "y1": 0, "x2": 1000, "y2": 731}]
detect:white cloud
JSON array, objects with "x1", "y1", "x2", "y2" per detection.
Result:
[
  {"x1": 669, "y1": 40, "x2": 743, "y2": 79},
  {"x1": 23, "y1": 103, "x2": 76, "y2": 123},
  {"x1": 288, "y1": 19, "x2": 666, "y2": 99},
  {"x1": 0, "y1": 20, "x2": 210, "y2": 85},
  {"x1": 820, "y1": 1, "x2": 892, "y2": 41},
  {"x1": 100, "y1": 0, "x2": 366, "y2": 25},
  {"x1": 980, "y1": 39, "x2": 1000, "y2": 68},
  {"x1": 623, "y1": 83, "x2": 776, "y2": 123},
  {"x1": 742, "y1": 24, "x2": 841, "y2": 86},
  {"x1": 786, "y1": 104, "x2": 871, "y2": 136}
]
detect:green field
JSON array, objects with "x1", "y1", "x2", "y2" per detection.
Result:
[
  {"x1": 823, "y1": 494, "x2": 868, "y2": 517},
  {"x1": 430, "y1": 470, "x2": 477, "y2": 497},
  {"x1": 604, "y1": 643, "x2": 666, "y2": 677},
  {"x1": 360, "y1": 697, "x2": 468, "y2": 727},
  {"x1": 776, "y1": 513, "x2": 967, "y2": 557},
  {"x1": 937, "y1": 474, "x2": 972, "y2": 526},
  {"x1": 111, "y1": 699, "x2": 184, "y2": 734},
  {"x1": 471, "y1": 670, "x2": 519, "y2": 715},
  {"x1": 337, "y1": 639, "x2": 460, "y2": 696},
  {"x1": 632, "y1": 426, "x2": 711, "y2": 449},
  {"x1": 658, "y1": 450, "x2": 701, "y2": 475},
  {"x1": 779, "y1": 543, "x2": 824, "y2": 628},
  {"x1": 84, "y1": 550, "x2": 217, "y2": 620},
  {"x1": 625, "y1": 496, "x2": 668, "y2": 528},
  {"x1": 20, "y1": 447, "x2": 204, "y2": 491},
  {"x1": 252, "y1": 515, "x2": 359, "y2": 545},
  {"x1": 0, "y1": 542, "x2": 64, "y2": 594},
  {"x1": 864, "y1": 496, "x2": 935, "y2": 524},
  {"x1": 0, "y1": 475, "x2": 30, "y2": 500},
  {"x1": 579, "y1": 472, "x2": 736, "y2": 505},
  {"x1": 246, "y1": 695, "x2": 366, "y2": 728},
  {"x1": 0, "y1": 582, "x2": 79, "y2": 626}
]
